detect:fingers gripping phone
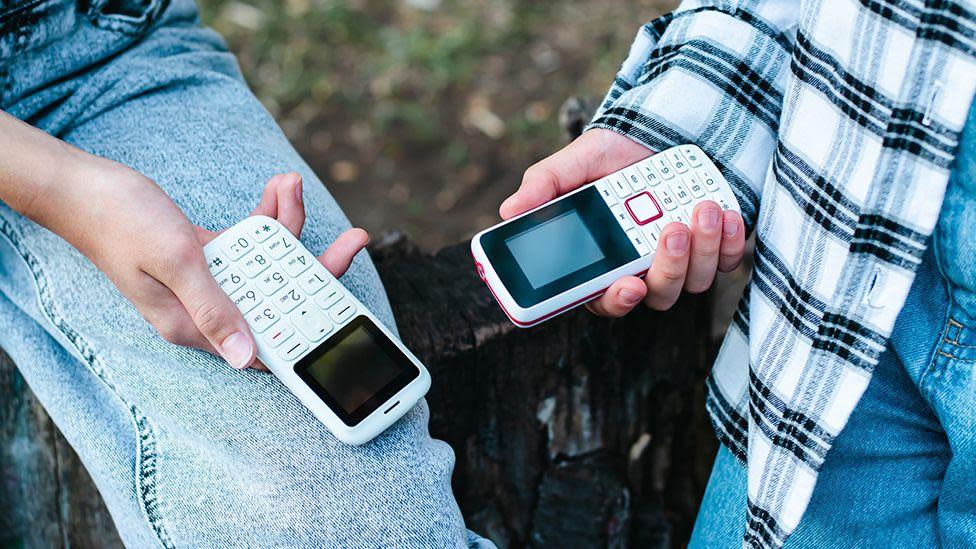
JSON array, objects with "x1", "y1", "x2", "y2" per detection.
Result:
[
  {"x1": 204, "y1": 216, "x2": 431, "y2": 445},
  {"x1": 471, "y1": 145, "x2": 741, "y2": 327}
]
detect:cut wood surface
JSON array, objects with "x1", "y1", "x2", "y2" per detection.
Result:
[{"x1": 0, "y1": 235, "x2": 717, "y2": 548}]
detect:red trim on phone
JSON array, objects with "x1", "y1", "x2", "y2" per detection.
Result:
[{"x1": 473, "y1": 258, "x2": 645, "y2": 328}]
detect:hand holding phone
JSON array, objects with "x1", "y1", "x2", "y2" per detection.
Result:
[
  {"x1": 479, "y1": 129, "x2": 745, "y2": 324},
  {"x1": 204, "y1": 214, "x2": 431, "y2": 445}
]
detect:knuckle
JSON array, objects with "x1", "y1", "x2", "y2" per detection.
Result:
[
  {"x1": 523, "y1": 164, "x2": 559, "y2": 195},
  {"x1": 192, "y1": 300, "x2": 231, "y2": 337},
  {"x1": 692, "y1": 237, "x2": 721, "y2": 257},
  {"x1": 155, "y1": 236, "x2": 201, "y2": 279},
  {"x1": 721, "y1": 239, "x2": 746, "y2": 256},
  {"x1": 655, "y1": 266, "x2": 686, "y2": 284},
  {"x1": 719, "y1": 256, "x2": 743, "y2": 273},
  {"x1": 523, "y1": 163, "x2": 546, "y2": 181},
  {"x1": 685, "y1": 279, "x2": 714, "y2": 294}
]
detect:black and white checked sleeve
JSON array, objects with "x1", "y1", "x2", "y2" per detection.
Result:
[{"x1": 588, "y1": 0, "x2": 799, "y2": 231}]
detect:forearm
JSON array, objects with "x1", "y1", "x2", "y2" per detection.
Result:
[{"x1": 0, "y1": 110, "x2": 125, "y2": 237}]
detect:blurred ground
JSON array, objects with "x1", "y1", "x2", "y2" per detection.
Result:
[{"x1": 198, "y1": 0, "x2": 679, "y2": 251}]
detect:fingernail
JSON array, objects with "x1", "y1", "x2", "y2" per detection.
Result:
[
  {"x1": 294, "y1": 174, "x2": 303, "y2": 203},
  {"x1": 723, "y1": 219, "x2": 739, "y2": 237},
  {"x1": 619, "y1": 288, "x2": 642, "y2": 306},
  {"x1": 698, "y1": 209, "x2": 720, "y2": 230},
  {"x1": 666, "y1": 231, "x2": 689, "y2": 255},
  {"x1": 221, "y1": 332, "x2": 252, "y2": 369}
]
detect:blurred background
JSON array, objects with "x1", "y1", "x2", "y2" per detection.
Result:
[{"x1": 197, "y1": 0, "x2": 679, "y2": 251}]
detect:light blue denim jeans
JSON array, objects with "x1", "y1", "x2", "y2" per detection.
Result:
[
  {"x1": 689, "y1": 101, "x2": 976, "y2": 546},
  {"x1": 0, "y1": 1, "x2": 491, "y2": 546}
]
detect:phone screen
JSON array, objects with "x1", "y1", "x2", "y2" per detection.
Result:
[
  {"x1": 479, "y1": 186, "x2": 638, "y2": 308},
  {"x1": 505, "y1": 211, "x2": 605, "y2": 288},
  {"x1": 295, "y1": 316, "x2": 419, "y2": 425}
]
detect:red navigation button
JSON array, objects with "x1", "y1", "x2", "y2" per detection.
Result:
[{"x1": 624, "y1": 192, "x2": 663, "y2": 225}]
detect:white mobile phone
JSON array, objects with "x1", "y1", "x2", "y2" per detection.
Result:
[
  {"x1": 471, "y1": 144, "x2": 741, "y2": 328},
  {"x1": 204, "y1": 216, "x2": 431, "y2": 445}
]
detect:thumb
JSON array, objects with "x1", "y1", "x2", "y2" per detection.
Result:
[
  {"x1": 499, "y1": 128, "x2": 654, "y2": 219},
  {"x1": 170, "y1": 256, "x2": 256, "y2": 369}
]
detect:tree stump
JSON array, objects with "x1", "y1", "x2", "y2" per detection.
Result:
[{"x1": 0, "y1": 235, "x2": 717, "y2": 548}]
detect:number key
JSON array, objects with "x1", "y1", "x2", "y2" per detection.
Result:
[
  {"x1": 623, "y1": 168, "x2": 646, "y2": 192},
  {"x1": 609, "y1": 176, "x2": 630, "y2": 198},
  {"x1": 298, "y1": 270, "x2": 331, "y2": 295},
  {"x1": 670, "y1": 211, "x2": 689, "y2": 226},
  {"x1": 266, "y1": 235, "x2": 297, "y2": 260},
  {"x1": 246, "y1": 306, "x2": 279, "y2": 334},
  {"x1": 653, "y1": 156, "x2": 675, "y2": 180},
  {"x1": 700, "y1": 169, "x2": 720, "y2": 191},
  {"x1": 230, "y1": 287, "x2": 262, "y2": 314},
  {"x1": 273, "y1": 285, "x2": 306, "y2": 314},
  {"x1": 670, "y1": 180, "x2": 692, "y2": 205},
  {"x1": 283, "y1": 251, "x2": 314, "y2": 277},
  {"x1": 639, "y1": 162, "x2": 662, "y2": 186},
  {"x1": 256, "y1": 269, "x2": 287, "y2": 296},
  {"x1": 668, "y1": 150, "x2": 688, "y2": 173},
  {"x1": 224, "y1": 236, "x2": 253, "y2": 260},
  {"x1": 240, "y1": 251, "x2": 271, "y2": 278},
  {"x1": 655, "y1": 187, "x2": 678, "y2": 211},
  {"x1": 215, "y1": 268, "x2": 245, "y2": 294},
  {"x1": 686, "y1": 173, "x2": 706, "y2": 198}
]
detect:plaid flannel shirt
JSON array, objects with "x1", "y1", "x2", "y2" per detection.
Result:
[{"x1": 590, "y1": 0, "x2": 976, "y2": 546}]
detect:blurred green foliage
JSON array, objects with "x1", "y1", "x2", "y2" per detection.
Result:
[{"x1": 196, "y1": 0, "x2": 674, "y2": 249}]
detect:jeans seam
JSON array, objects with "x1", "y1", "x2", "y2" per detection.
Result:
[
  {"x1": 0, "y1": 214, "x2": 175, "y2": 549},
  {"x1": 918, "y1": 275, "x2": 956, "y2": 395}
]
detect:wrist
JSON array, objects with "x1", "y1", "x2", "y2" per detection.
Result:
[{"x1": 26, "y1": 143, "x2": 118, "y2": 231}]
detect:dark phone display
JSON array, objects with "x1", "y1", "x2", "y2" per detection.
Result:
[
  {"x1": 480, "y1": 186, "x2": 638, "y2": 308},
  {"x1": 294, "y1": 316, "x2": 419, "y2": 426}
]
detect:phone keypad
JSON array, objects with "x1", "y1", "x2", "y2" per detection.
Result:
[
  {"x1": 225, "y1": 236, "x2": 253, "y2": 260},
  {"x1": 264, "y1": 323, "x2": 294, "y2": 348},
  {"x1": 315, "y1": 286, "x2": 343, "y2": 310},
  {"x1": 240, "y1": 251, "x2": 271, "y2": 278},
  {"x1": 266, "y1": 235, "x2": 296, "y2": 259},
  {"x1": 250, "y1": 221, "x2": 279, "y2": 242},
  {"x1": 247, "y1": 306, "x2": 280, "y2": 333},
  {"x1": 215, "y1": 268, "x2": 245, "y2": 293},
  {"x1": 230, "y1": 287, "x2": 262, "y2": 314},
  {"x1": 594, "y1": 145, "x2": 739, "y2": 258},
  {"x1": 283, "y1": 251, "x2": 314, "y2": 277},
  {"x1": 298, "y1": 271, "x2": 330, "y2": 295},
  {"x1": 256, "y1": 269, "x2": 288, "y2": 295},
  {"x1": 205, "y1": 217, "x2": 362, "y2": 365}
]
